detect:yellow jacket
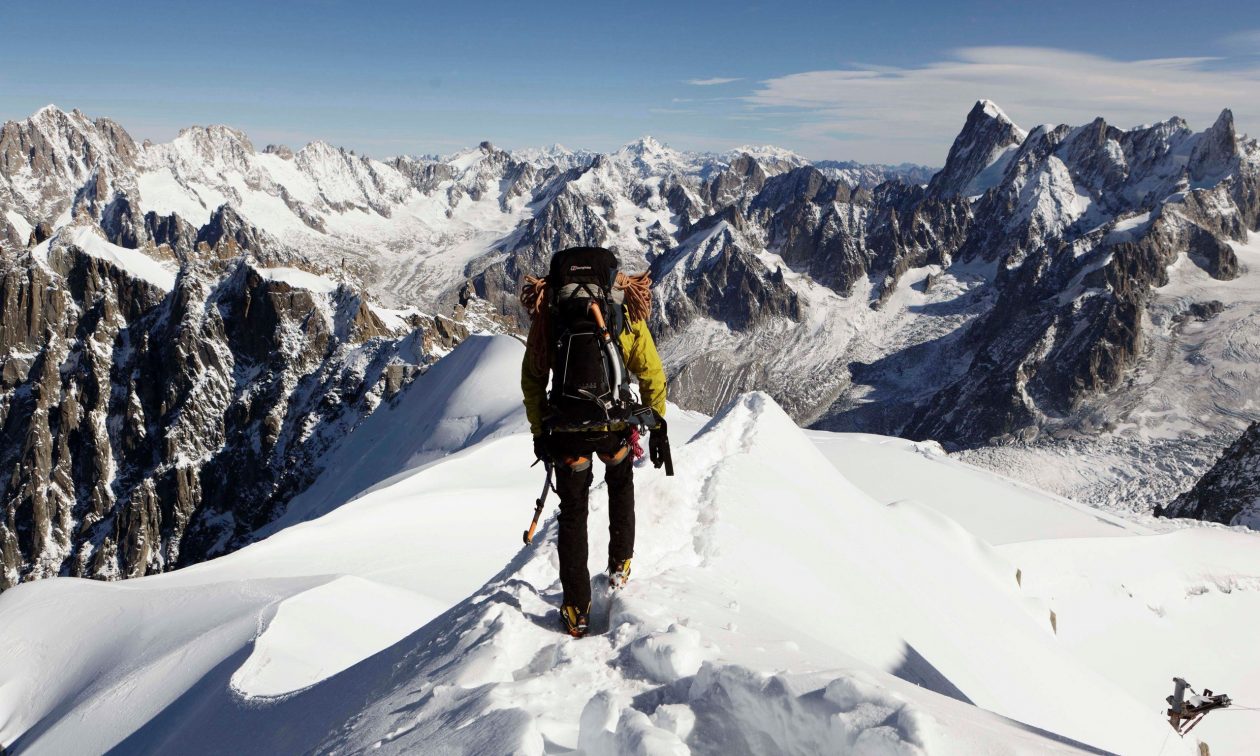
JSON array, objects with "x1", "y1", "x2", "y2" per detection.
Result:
[{"x1": 521, "y1": 318, "x2": 667, "y2": 436}]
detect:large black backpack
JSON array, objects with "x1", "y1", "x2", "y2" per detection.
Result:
[{"x1": 546, "y1": 247, "x2": 634, "y2": 427}]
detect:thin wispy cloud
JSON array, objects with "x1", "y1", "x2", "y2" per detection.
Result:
[
  {"x1": 686, "y1": 77, "x2": 743, "y2": 86},
  {"x1": 1220, "y1": 29, "x2": 1260, "y2": 54},
  {"x1": 746, "y1": 46, "x2": 1260, "y2": 163}
]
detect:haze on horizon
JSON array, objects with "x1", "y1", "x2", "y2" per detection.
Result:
[{"x1": 3, "y1": 0, "x2": 1260, "y2": 165}]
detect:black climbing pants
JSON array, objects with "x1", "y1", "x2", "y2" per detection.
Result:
[{"x1": 547, "y1": 430, "x2": 635, "y2": 610}]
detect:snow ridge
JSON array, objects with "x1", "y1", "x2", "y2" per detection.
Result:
[
  {"x1": 0, "y1": 382, "x2": 1219, "y2": 754},
  {"x1": 5, "y1": 342, "x2": 1259, "y2": 752}
]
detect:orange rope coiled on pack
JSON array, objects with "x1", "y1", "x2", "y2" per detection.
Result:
[{"x1": 616, "y1": 271, "x2": 652, "y2": 323}]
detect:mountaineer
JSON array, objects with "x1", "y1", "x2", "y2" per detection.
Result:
[{"x1": 520, "y1": 246, "x2": 672, "y2": 638}]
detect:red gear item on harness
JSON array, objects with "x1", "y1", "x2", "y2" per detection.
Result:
[{"x1": 629, "y1": 426, "x2": 645, "y2": 461}]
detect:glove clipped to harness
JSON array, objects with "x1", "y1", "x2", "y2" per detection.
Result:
[{"x1": 649, "y1": 413, "x2": 674, "y2": 476}]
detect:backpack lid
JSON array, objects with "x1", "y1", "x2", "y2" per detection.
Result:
[{"x1": 549, "y1": 247, "x2": 619, "y2": 290}]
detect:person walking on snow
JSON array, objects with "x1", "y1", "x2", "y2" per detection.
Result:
[{"x1": 520, "y1": 246, "x2": 670, "y2": 638}]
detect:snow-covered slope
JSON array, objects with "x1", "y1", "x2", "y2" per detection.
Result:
[
  {"x1": 2, "y1": 336, "x2": 1255, "y2": 754},
  {"x1": 808, "y1": 432, "x2": 1144, "y2": 544},
  {"x1": 257, "y1": 333, "x2": 530, "y2": 533}
]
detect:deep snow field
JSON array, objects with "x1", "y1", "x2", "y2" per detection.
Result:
[{"x1": 1, "y1": 335, "x2": 1258, "y2": 755}]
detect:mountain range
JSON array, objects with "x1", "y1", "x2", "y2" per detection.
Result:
[{"x1": 2, "y1": 98, "x2": 1259, "y2": 590}]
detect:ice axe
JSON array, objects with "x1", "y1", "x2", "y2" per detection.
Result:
[{"x1": 523, "y1": 461, "x2": 554, "y2": 544}]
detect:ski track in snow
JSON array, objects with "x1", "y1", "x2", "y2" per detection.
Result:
[{"x1": 1, "y1": 336, "x2": 1256, "y2": 755}]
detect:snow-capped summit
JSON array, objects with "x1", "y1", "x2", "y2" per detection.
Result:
[
  {"x1": 619, "y1": 134, "x2": 668, "y2": 154},
  {"x1": 155, "y1": 124, "x2": 257, "y2": 176},
  {"x1": 510, "y1": 143, "x2": 594, "y2": 171},
  {"x1": 724, "y1": 143, "x2": 807, "y2": 163},
  {"x1": 979, "y1": 98, "x2": 1015, "y2": 123},
  {"x1": 927, "y1": 99, "x2": 1028, "y2": 198},
  {"x1": 722, "y1": 144, "x2": 811, "y2": 177},
  {"x1": 440, "y1": 140, "x2": 496, "y2": 170},
  {"x1": 613, "y1": 135, "x2": 701, "y2": 177},
  {"x1": 0, "y1": 105, "x2": 138, "y2": 245}
]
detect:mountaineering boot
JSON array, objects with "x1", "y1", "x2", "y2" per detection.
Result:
[
  {"x1": 608, "y1": 557, "x2": 632, "y2": 589},
  {"x1": 560, "y1": 603, "x2": 590, "y2": 638}
]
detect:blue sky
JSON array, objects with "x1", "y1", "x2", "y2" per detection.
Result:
[{"x1": 2, "y1": 0, "x2": 1259, "y2": 164}]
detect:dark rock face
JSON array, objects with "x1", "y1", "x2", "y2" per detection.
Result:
[
  {"x1": 264, "y1": 144, "x2": 295, "y2": 160},
  {"x1": 866, "y1": 184, "x2": 970, "y2": 302},
  {"x1": 0, "y1": 107, "x2": 139, "y2": 239},
  {"x1": 704, "y1": 154, "x2": 769, "y2": 208},
  {"x1": 746, "y1": 168, "x2": 872, "y2": 295},
  {"x1": 927, "y1": 100, "x2": 1025, "y2": 198},
  {"x1": 194, "y1": 204, "x2": 288, "y2": 262},
  {"x1": 652, "y1": 219, "x2": 802, "y2": 337},
  {"x1": 815, "y1": 105, "x2": 1259, "y2": 449},
  {"x1": 1159, "y1": 421, "x2": 1260, "y2": 526},
  {"x1": 0, "y1": 229, "x2": 459, "y2": 589},
  {"x1": 1177, "y1": 300, "x2": 1224, "y2": 322}
]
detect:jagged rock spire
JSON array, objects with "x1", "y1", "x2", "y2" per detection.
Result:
[{"x1": 927, "y1": 99, "x2": 1027, "y2": 198}]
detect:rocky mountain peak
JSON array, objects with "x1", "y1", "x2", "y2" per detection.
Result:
[
  {"x1": 28, "y1": 104, "x2": 94, "y2": 136},
  {"x1": 1209, "y1": 107, "x2": 1236, "y2": 139},
  {"x1": 0, "y1": 106, "x2": 139, "y2": 247},
  {"x1": 508, "y1": 143, "x2": 592, "y2": 171},
  {"x1": 1189, "y1": 108, "x2": 1239, "y2": 183},
  {"x1": 622, "y1": 135, "x2": 666, "y2": 154},
  {"x1": 195, "y1": 203, "x2": 286, "y2": 261},
  {"x1": 174, "y1": 124, "x2": 256, "y2": 155},
  {"x1": 32, "y1": 102, "x2": 63, "y2": 118},
  {"x1": 613, "y1": 136, "x2": 693, "y2": 177},
  {"x1": 977, "y1": 99, "x2": 1016, "y2": 125},
  {"x1": 725, "y1": 144, "x2": 807, "y2": 164},
  {"x1": 928, "y1": 99, "x2": 1029, "y2": 198},
  {"x1": 10, "y1": 105, "x2": 138, "y2": 167},
  {"x1": 296, "y1": 139, "x2": 343, "y2": 162}
]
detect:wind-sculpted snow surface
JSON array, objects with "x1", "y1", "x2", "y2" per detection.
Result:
[
  {"x1": 7, "y1": 367, "x2": 1255, "y2": 753},
  {"x1": 320, "y1": 392, "x2": 1172, "y2": 754}
]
